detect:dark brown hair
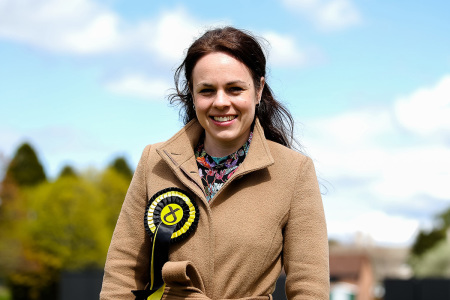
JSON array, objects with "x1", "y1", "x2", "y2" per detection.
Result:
[{"x1": 169, "y1": 26, "x2": 296, "y2": 149}]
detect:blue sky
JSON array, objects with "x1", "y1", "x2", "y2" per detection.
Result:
[{"x1": 1, "y1": 0, "x2": 449, "y2": 246}]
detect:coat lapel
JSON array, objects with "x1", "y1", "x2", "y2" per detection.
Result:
[
  {"x1": 155, "y1": 120, "x2": 206, "y2": 202},
  {"x1": 235, "y1": 118, "x2": 275, "y2": 176},
  {"x1": 155, "y1": 118, "x2": 275, "y2": 205}
]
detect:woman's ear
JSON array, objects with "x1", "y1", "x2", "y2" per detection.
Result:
[
  {"x1": 189, "y1": 86, "x2": 195, "y2": 104},
  {"x1": 257, "y1": 77, "x2": 265, "y2": 104},
  {"x1": 188, "y1": 85, "x2": 193, "y2": 98}
]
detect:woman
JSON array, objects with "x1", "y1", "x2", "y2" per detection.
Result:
[{"x1": 101, "y1": 27, "x2": 329, "y2": 300}]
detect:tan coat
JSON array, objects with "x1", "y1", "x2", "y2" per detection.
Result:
[{"x1": 100, "y1": 119, "x2": 329, "y2": 300}]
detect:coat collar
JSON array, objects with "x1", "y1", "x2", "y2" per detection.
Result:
[{"x1": 155, "y1": 118, "x2": 275, "y2": 203}]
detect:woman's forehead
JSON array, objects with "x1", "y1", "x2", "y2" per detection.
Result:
[{"x1": 192, "y1": 52, "x2": 253, "y2": 83}]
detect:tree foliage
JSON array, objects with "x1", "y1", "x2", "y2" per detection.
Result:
[
  {"x1": 98, "y1": 168, "x2": 130, "y2": 231},
  {"x1": 0, "y1": 175, "x2": 116, "y2": 299},
  {"x1": 0, "y1": 185, "x2": 25, "y2": 277},
  {"x1": 5, "y1": 143, "x2": 46, "y2": 187},
  {"x1": 438, "y1": 208, "x2": 450, "y2": 228},
  {"x1": 410, "y1": 228, "x2": 446, "y2": 257},
  {"x1": 109, "y1": 157, "x2": 133, "y2": 181},
  {"x1": 0, "y1": 143, "x2": 133, "y2": 299},
  {"x1": 0, "y1": 144, "x2": 47, "y2": 288},
  {"x1": 27, "y1": 176, "x2": 111, "y2": 270},
  {"x1": 58, "y1": 165, "x2": 77, "y2": 178},
  {"x1": 410, "y1": 206, "x2": 450, "y2": 278},
  {"x1": 411, "y1": 240, "x2": 450, "y2": 277}
]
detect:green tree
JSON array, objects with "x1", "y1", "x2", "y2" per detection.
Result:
[
  {"x1": 438, "y1": 208, "x2": 450, "y2": 228},
  {"x1": 4, "y1": 143, "x2": 46, "y2": 187},
  {"x1": 58, "y1": 165, "x2": 77, "y2": 178},
  {"x1": 0, "y1": 182, "x2": 46, "y2": 299},
  {"x1": 410, "y1": 228, "x2": 446, "y2": 257},
  {"x1": 0, "y1": 183, "x2": 24, "y2": 278},
  {"x1": 3, "y1": 174, "x2": 112, "y2": 299},
  {"x1": 410, "y1": 206, "x2": 450, "y2": 258},
  {"x1": 0, "y1": 145, "x2": 134, "y2": 299},
  {"x1": 109, "y1": 157, "x2": 133, "y2": 181},
  {"x1": 409, "y1": 206, "x2": 450, "y2": 277},
  {"x1": 27, "y1": 176, "x2": 110, "y2": 271},
  {"x1": 412, "y1": 239, "x2": 450, "y2": 277},
  {"x1": 0, "y1": 143, "x2": 47, "y2": 292},
  {"x1": 98, "y1": 168, "x2": 130, "y2": 232}
]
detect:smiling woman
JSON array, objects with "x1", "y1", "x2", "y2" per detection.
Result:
[
  {"x1": 100, "y1": 27, "x2": 329, "y2": 300},
  {"x1": 192, "y1": 52, "x2": 264, "y2": 157}
]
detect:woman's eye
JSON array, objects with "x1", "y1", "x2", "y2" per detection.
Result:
[
  {"x1": 199, "y1": 88, "x2": 214, "y2": 94},
  {"x1": 229, "y1": 87, "x2": 243, "y2": 93}
]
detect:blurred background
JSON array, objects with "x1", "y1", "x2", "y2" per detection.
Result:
[{"x1": 1, "y1": 0, "x2": 449, "y2": 299}]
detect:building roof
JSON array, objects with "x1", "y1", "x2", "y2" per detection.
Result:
[{"x1": 330, "y1": 254, "x2": 369, "y2": 281}]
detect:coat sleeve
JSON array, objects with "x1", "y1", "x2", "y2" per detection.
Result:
[
  {"x1": 283, "y1": 157, "x2": 329, "y2": 300},
  {"x1": 100, "y1": 145, "x2": 152, "y2": 300}
]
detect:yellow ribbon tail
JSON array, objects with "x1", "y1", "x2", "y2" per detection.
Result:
[{"x1": 147, "y1": 284, "x2": 166, "y2": 300}]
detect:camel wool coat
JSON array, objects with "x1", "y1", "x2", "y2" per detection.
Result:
[{"x1": 100, "y1": 119, "x2": 329, "y2": 300}]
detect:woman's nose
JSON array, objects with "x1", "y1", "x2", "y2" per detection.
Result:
[{"x1": 212, "y1": 90, "x2": 230, "y2": 109}]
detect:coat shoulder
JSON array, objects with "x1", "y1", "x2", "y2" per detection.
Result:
[{"x1": 266, "y1": 140, "x2": 310, "y2": 165}]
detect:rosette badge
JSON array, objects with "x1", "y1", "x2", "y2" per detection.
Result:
[
  {"x1": 133, "y1": 187, "x2": 199, "y2": 300},
  {"x1": 145, "y1": 187, "x2": 199, "y2": 243}
]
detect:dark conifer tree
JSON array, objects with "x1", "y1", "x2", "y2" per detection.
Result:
[
  {"x1": 58, "y1": 165, "x2": 77, "y2": 178},
  {"x1": 411, "y1": 228, "x2": 446, "y2": 257},
  {"x1": 5, "y1": 143, "x2": 46, "y2": 186},
  {"x1": 110, "y1": 157, "x2": 133, "y2": 180}
]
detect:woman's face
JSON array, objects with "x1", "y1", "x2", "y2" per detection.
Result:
[{"x1": 191, "y1": 52, "x2": 264, "y2": 157}]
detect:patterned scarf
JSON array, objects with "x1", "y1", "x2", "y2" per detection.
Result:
[{"x1": 195, "y1": 132, "x2": 253, "y2": 202}]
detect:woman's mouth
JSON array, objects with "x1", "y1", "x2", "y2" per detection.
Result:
[{"x1": 211, "y1": 115, "x2": 237, "y2": 122}]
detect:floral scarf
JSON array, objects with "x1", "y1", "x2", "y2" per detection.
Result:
[{"x1": 195, "y1": 132, "x2": 253, "y2": 202}]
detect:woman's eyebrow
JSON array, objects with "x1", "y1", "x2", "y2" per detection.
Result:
[
  {"x1": 195, "y1": 80, "x2": 248, "y2": 88},
  {"x1": 196, "y1": 82, "x2": 214, "y2": 88},
  {"x1": 226, "y1": 80, "x2": 247, "y2": 85}
]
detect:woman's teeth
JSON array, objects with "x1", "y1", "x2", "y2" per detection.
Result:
[{"x1": 213, "y1": 116, "x2": 236, "y2": 122}]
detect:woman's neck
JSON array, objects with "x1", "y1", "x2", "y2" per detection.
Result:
[{"x1": 203, "y1": 132, "x2": 250, "y2": 158}]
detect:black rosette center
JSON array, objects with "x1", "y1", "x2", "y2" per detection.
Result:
[{"x1": 144, "y1": 187, "x2": 199, "y2": 244}]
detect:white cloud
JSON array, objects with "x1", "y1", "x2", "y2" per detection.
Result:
[
  {"x1": 63, "y1": 13, "x2": 122, "y2": 54},
  {"x1": 145, "y1": 8, "x2": 211, "y2": 64},
  {"x1": 370, "y1": 146, "x2": 450, "y2": 201},
  {"x1": 0, "y1": 1, "x2": 225, "y2": 61},
  {"x1": 395, "y1": 75, "x2": 450, "y2": 136},
  {"x1": 262, "y1": 32, "x2": 308, "y2": 67},
  {"x1": 327, "y1": 210, "x2": 419, "y2": 246},
  {"x1": 0, "y1": 0, "x2": 317, "y2": 103},
  {"x1": 0, "y1": 0, "x2": 313, "y2": 69},
  {"x1": 316, "y1": 0, "x2": 361, "y2": 30},
  {"x1": 105, "y1": 74, "x2": 172, "y2": 100},
  {"x1": 282, "y1": 0, "x2": 361, "y2": 31},
  {"x1": 303, "y1": 75, "x2": 450, "y2": 245},
  {"x1": 306, "y1": 109, "x2": 394, "y2": 177},
  {"x1": 0, "y1": 0, "x2": 122, "y2": 53}
]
